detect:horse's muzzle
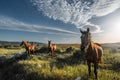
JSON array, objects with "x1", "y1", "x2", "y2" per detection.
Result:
[{"x1": 81, "y1": 46, "x2": 85, "y2": 52}]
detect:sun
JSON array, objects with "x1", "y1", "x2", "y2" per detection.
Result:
[
  {"x1": 100, "y1": 15, "x2": 120, "y2": 43},
  {"x1": 114, "y1": 18, "x2": 120, "y2": 27},
  {"x1": 103, "y1": 15, "x2": 120, "y2": 34},
  {"x1": 110, "y1": 17, "x2": 120, "y2": 33}
]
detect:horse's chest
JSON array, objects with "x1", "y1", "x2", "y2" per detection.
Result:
[
  {"x1": 86, "y1": 50, "x2": 96, "y2": 60},
  {"x1": 86, "y1": 53, "x2": 93, "y2": 60}
]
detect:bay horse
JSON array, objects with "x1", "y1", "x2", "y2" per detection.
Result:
[
  {"x1": 48, "y1": 40, "x2": 56, "y2": 56},
  {"x1": 80, "y1": 28, "x2": 103, "y2": 79},
  {"x1": 20, "y1": 41, "x2": 35, "y2": 54}
]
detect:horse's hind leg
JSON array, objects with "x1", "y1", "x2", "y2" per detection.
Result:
[
  {"x1": 52, "y1": 50, "x2": 55, "y2": 56},
  {"x1": 51, "y1": 48, "x2": 54, "y2": 56},
  {"x1": 28, "y1": 50, "x2": 30, "y2": 55},
  {"x1": 31, "y1": 50, "x2": 34, "y2": 54},
  {"x1": 94, "y1": 63, "x2": 98, "y2": 79}
]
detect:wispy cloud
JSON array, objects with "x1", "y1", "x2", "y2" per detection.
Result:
[
  {"x1": 0, "y1": 16, "x2": 79, "y2": 35},
  {"x1": 30, "y1": 0, "x2": 120, "y2": 33}
]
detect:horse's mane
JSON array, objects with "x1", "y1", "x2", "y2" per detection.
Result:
[{"x1": 94, "y1": 43, "x2": 101, "y2": 46}]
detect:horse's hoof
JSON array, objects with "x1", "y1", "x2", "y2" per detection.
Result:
[{"x1": 95, "y1": 78, "x2": 98, "y2": 80}]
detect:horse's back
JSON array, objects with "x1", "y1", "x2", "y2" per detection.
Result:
[
  {"x1": 93, "y1": 43, "x2": 103, "y2": 63},
  {"x1": 92, "y1": 43, "x2": 103, "y2": 58},
  {"x1": 95, "y1": 43, "x2": 101, "y2": 47}
]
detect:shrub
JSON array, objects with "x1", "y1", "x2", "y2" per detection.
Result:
[
  {"x1": 72, "y1": 50, "x2": 86, "y2": 63},
  {"x1": 109, "y1": 48, "x2": 117, "y2": 53},
  {"x1": 65, "y1": 47, "x2": 76, "y2": 53},
  {"x1": 55, "y1": 48, "x2": 62, "y2": 53},
  {"x1": 35, "y1": 46, "x2": 48, "y2": 53}
]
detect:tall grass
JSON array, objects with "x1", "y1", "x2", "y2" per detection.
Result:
[
  {"x1": 0, "y1": 48, "x2": 25, "y2": 55},
  {"x1": 0, "y1": 45, "x2": 120, "y2": 80}
]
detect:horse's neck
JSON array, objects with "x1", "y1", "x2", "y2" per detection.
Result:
[
  {"x1": 87, "y1": 41, "x2": 93, "y2": 50},
  {"x1": 50, "y1": 43, "x2": 53, "y2": 47},
  {"x1": 48, "y1": 42, "x2": 51, "y2": 47},
  {"x1": 24, "y1": 42, "x2": 29, "y2": 48}
]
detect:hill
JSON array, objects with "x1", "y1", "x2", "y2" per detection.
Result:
[{"x1": 0, "y1": 40, "x2": 120, "y2": 49}]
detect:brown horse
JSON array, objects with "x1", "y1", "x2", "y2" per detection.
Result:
[
  {"x1": 48, "y1": 40, "x2": 56, "y2": 56},
  {"x1": 20, "y1": 41, "x2": 35, "y2": 54},
  {"x1": 80, "y1": 28, "x2": 103, "y2": 79}
]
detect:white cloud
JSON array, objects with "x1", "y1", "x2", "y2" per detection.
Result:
[
  {"x1": 81, "y1": 22, "x2": 103, "y2": 33},
  {"x1": 0, "y1": 16, "x2": 79, "y2": 35},
  {"x1": 93, "y1": 0, "x2": 120, "y2": 16},
  {"x1": 30, "y1": 0, "x2": 120, "y2": 33}
]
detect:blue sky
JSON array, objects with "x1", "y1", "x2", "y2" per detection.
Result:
[{"x1": 0, "y1": 0, "x2": 120, "y2": 43}]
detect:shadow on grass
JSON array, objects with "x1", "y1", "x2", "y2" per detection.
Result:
[
  {"x1": 0, "y1": 53, "x2": 70, "y2": 80},
  {"x1": 51, "y1": 50, "x2": 86, "y2": 69},
  {"x1": 0, "y1": 53, "x2": 48, "y2": 80},
  {"x1": 0, "y1": 53, "x2": 28, "y2": 80},
  {"x1": 105, "y1": 62, "x2": 120, "y2": 72}
]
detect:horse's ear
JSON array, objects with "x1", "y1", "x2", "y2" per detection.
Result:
[
  {"x1": 80, "y1": 29, "x2": 83, "y2": 33},
  {"x1": 87, "y1": 28, "x2": 90, "y2": 32}
]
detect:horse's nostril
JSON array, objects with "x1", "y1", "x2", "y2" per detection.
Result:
[{"x1": 81, "y1": 46, "x2": 85, "y2": 52}]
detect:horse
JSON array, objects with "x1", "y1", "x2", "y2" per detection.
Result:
[
  {"x1": 80, "y1": 28, "x2": 103, "y2": 79},
  {"x1": 20, "y1": 41, "x2": 35, "y2": 54},
  {"x1": 48, "y1": 40, "x2": 56, "y2": 56}
]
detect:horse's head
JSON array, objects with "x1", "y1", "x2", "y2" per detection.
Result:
[
  {"x1": 20, "y1": 41, "x2": 24, "y2": 46},
  {"x1": 48, "y1": 40, "x2": 51, "y2": 44},
  {"x1": 80, "y1": 28, "x2": 91, "y2": 52}
]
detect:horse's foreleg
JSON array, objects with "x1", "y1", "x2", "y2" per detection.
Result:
[
  {"x1": 48, "y1": 48, "x2": 51, "y2": 56},
  {"x1": 87, "y1": 61, "x2": 91, "y2": 76},
  {"x1": 32, "y1": 50, "x2": 34, "y2": 54},
  {"x1": 52, "y1": 50, "x2": 54, "y2": 56},
  {"x1": 53, "y1": 49, "x2": 55, "y2": 56},
  {"x1": 28, "y1": 50, "x2": 30, "y2": 54},
  {"x1": 94, "y1": 63, "x2": 98, "y2": 79},
  {"x1": 51, "y1": 48, "x2": 54, "y2": 56},
  {"x1": 53, "y1": 51, "x2": 55, "y2": 56},
  {"x1": 51, "y1": 51, "x2": 53, "y2": 56}
]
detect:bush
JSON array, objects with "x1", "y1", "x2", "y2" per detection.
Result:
[
  {"x1": 65, "y1": 47, "x2": 76, "y2": 53},
  {"x1": 55, "y1": 48, "x2": 62, "y2": 53},
  {"x1": 109, "y1": 48, "x2": 117, "y2": 53},
  {"x1": 73, "y1": 50, "x2": 86, "y2": 62},
  {"x1": 35, "y1": 46, "x2": 48, "y2": 53}
]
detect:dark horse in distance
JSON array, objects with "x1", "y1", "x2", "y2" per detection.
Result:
[
  {"x1": 80, "y1": 28, "x2": 104, "y2": 79},
  {"x1": 20, "y1": 41, "x2": 35, "y2": 54},
  {"x1": 48, "y1": 40, "x2": 56, "y2": 56}
]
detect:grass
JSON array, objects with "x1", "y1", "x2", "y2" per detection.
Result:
[
  {"x1": 0, "y1": 46, "x2": 120, "y2": 80},
  {"x1": 0, "y1": 48, "x2": 25, "y2": 55}
]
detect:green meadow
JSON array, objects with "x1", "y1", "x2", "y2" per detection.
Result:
[{"x1": 0, "y1": 43, "x2": 120, "y2": 80}]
